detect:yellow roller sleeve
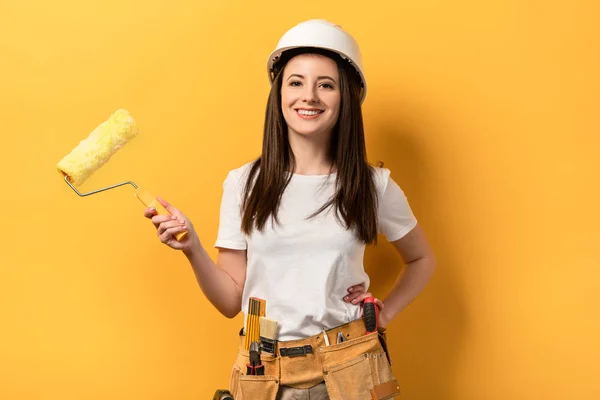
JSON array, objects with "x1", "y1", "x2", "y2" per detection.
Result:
[{"x1": 56, "y1": 109, "x2": 139, "y2": 186}]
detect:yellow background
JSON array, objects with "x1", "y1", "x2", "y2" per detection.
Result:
[{"x1": 1, "y1": 0, "x2": 598, "y2": 398}]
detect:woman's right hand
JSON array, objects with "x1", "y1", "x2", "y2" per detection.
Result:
[{"x1": 143, "y1": 196, "x2": 199, "y2": 252}]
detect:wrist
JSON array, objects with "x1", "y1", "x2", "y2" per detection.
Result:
[
  {"x1": 379, "y1": 307, "x2": 393, "y2": 328},
  {"x1": 182, "y1": 238, "x2": 203, "y2": 259}
]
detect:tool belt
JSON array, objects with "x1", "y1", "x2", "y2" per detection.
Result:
[{"x1": 228, "y1": 318, "x2": 401, "y2": 400}]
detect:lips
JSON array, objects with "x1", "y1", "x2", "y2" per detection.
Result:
[{"x1": 296, "y1": 109, "x2": 324, "y2": 119}]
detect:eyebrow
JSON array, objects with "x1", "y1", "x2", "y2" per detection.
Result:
[{"x1": 286, "y1": 73, "x2": 337, "y2": 83}]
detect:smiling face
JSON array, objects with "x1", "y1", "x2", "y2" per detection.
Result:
[{"x1": 280, "y1": 53, "x2": 341, "y2": 141}]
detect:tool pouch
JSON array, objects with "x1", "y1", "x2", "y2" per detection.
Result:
[
  {"x1": 377, "y1": 327, "x2": 394, "y2": 366},
  {"x1": 237, "y1": 373, "x2": 279, "y2": 400},
  {"x1": 320, "y1": 331, "x2": 401, "y2": 400},
  {"x1": 229, "y1": 340, "x2": 280, "y2": 400}
]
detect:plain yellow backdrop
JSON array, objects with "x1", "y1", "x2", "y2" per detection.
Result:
[{"x1": 1, "y1": 0, "x2": 598, "y2": 399}]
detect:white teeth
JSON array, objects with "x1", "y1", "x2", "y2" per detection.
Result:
[{"x1": 298, "y1": 110, "x2": 321, "y2": 116}]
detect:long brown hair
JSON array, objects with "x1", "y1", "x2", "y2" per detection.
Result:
[{"x1": 240, "y1": 47, "x2": 379, "y2": 244}]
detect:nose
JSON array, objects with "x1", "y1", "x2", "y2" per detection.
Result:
[{"x1": 301, "y1": 84, "x2": 319, "y2": 103}]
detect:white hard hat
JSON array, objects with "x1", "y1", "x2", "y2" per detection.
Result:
[{"x1": 266, "y1": 19, "x2": 367, "y2": 104}]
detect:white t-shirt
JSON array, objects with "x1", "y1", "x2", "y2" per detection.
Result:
[{"x1": 214, "y1": 161, "x2": 418, "y2": 341}]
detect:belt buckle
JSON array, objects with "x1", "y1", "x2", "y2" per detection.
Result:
[{"x1": 279, "y1": 345, "x2": 313, "y2": 357}]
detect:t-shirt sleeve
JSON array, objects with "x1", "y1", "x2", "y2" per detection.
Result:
[
  {"x1": 376, "y1": 168, "x2": 418, "y2": 242},
  {"x1": 214, "y1": 170, "x2": 247, "y2": 250}
]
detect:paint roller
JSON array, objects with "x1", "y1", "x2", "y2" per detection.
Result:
[{"x1": 56, "y1": 108, "x2": 188, "y2": 241}]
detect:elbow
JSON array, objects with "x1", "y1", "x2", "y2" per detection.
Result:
[
  {"x1": 409, "y1": 253, "x2": 437, "y2": 277},
  {"x1": 223, "y1": 311, "x2": 238, "y2": 319},
  {"x1": 427, "y1": 254, "x2": 437, "y2": 276},
  {"x1": 222, "y1": 308, "x2": 241, "y2": 319},
  {"x1": 428, "y1": 252, "x2": 437, "y2": 268}
]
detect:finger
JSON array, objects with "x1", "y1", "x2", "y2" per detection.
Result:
[
  {"x1": 152, "y1": 214, "x2": 180, "y2": 227},
  {"x1": 344, "y1": 284, "x2": 366, "y2": 301},
  {"x1": 350, "y1": 292, "x2": 373, "y2": 305},
  {"x1": 156, "y1": 196, "x2": 179, "y2": 215},
  {"x1": 160, "y1": 234, "x2": 185, "y2": 249},
  {"x1": 344, "y1": 290, "x2": 365, "y2": 303},
  {"x1": 157, "y1": 219, "x2": 186, "y2": 236},
  {"x1": 157, "y1": 220, "x2": 186, "y2": 237},
  {"x1": 160, "y1": 223, "x2": 188, "y2": 238},
  {"x1": 347, "y1": 283, "x2": 365, "y2": 293},
  {"x1": 143, "y1": 207, "x2": 157, "y2": 218},
  {"x1": 358, "y1": 296, "x2": 384, "y2": 310},
  {"x1": 159, "y1": 224, "x2": 188, "y2": 245}
]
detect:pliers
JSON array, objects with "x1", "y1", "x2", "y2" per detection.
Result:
[{"x1": 246, "y1": 341, "x2": 264, "y2": 375}]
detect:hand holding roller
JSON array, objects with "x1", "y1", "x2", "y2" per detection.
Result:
[{"x1": 56, "y1": 109, "x2": 187, "y2": 241}]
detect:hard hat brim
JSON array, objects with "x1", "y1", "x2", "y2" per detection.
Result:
[{"x1": 267, "y1": 46, "x2": 367, "y2": 104}]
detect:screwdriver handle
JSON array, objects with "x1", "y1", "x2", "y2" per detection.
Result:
[{"x1": 363, "y1": 297, "x2": 378, "y2": 334}]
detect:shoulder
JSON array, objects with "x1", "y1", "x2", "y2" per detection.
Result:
[
  {"x1": 222, "y1": 158, "x2": 259, "y2": 189},
  {"x1": 369, "y1": 165, "x2": 392, "y2": 195}
]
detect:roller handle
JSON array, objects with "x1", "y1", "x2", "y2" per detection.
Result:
[
  {"x1": 134, "y1": 189, "x2": 188, "y2": 242},
  {"x1": 363, "y1": 297, "x2": 378, "y2": 334}
]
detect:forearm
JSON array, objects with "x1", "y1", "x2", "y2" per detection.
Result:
[
  {"x1": 380, "y1": 256, "x2": 436, "y2": 326},
  {"x1": 183, "y1": 244, "x2": 242, "y2": 318}
]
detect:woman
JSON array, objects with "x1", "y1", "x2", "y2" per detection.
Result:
[{"x1": 144, "y1": 19, "x2": 436, "y2": 400}]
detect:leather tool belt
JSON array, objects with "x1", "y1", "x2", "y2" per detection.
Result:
[{"x1": 229, "y1": 318, "x2": 401, "y2": 400}]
